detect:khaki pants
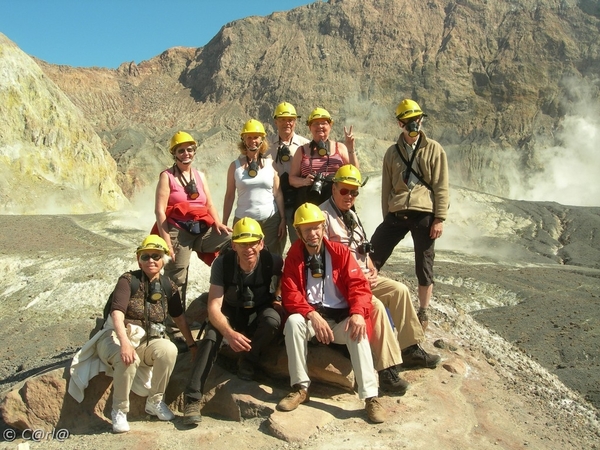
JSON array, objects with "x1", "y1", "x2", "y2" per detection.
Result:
[
  {"x1": 370, "y1": 297, "x2": 402, "y2": 371},
  {"x1": 372, "y1": 276, "x2": 425, "y2": 350},
  {"x1": 96, "y1": 331, "x2": 178, "y2": 412},
  {"x1": 284, "y1": 313, "x2": 378, "y2": 400}
]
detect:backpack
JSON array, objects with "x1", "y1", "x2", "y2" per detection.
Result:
[
  {"x1": 89, "y1": 270, "x2": 174, "y2": 338},
  {"x1": 222, "y1": 248, "x2": 281, "y2": 308},
  {"x1": 223, "y1": 249, "x2": 274, "y2": 287}
]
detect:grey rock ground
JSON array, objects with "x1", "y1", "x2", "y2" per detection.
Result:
[{"x1": 0, "y1": 210, "x2": 599, "y2": 448}]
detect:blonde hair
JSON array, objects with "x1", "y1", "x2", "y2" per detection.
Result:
[{"x1": 237, "y1": 139, "x2": 269, "y2": 156}]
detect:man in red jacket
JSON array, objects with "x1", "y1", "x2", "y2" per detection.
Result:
[{"x1": 277, "y1": 203, "x2": 387, "y2": 423}]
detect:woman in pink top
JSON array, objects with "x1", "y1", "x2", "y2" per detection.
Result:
[
  {"x1": 155, "y1": 131, "x2": 231, "y2": 305},
  {"x1": 289, "y1": 107, "x2": 359, "y2": 207}
]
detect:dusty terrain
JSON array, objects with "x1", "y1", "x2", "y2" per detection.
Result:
[{"x1": 0, "y1": 214, "x2": 599, "y2": 449}]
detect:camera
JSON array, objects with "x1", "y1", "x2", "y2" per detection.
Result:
[
  {"x1": 277, "y1": 144, "x2": 291, "y2": 162},
  {"x1": 310, "y1": 173, "x2": 326, "y2": 196},
  {"x1": 357, "y1": 241, "x2": 373, "y2": 255},
  {"x1": 307, "y1": 254, "x2": 324, "y2": 278},
  {"x1": 242, "y1": 286, "x2": 255, "y2": 309},
  {"x1": 184, "y1": 179, "x2": 199, "y2": 199},
  {"x1": 149, "y1": 322, "x2": 166, "y2": 338},
  {"x1": 405, "y1": 120, "x2": 420, "y2": 138}
]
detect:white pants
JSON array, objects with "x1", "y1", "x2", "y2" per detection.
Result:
[{"x1": 284, "y1": 313, "x2": 378, "y2": 400}]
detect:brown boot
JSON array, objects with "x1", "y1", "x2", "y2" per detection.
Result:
[
  {"x1": 417, "y1": 307, "x2": 429, "y2": 332},
  {"x1": 365, "y1": 397, "x2": 386, "y2": 423},
  {"x1": 183, "y1": 397, "x2": 202, "y2": 425},
  {"x1": 277, "y1": 384, "x2": 309, "y2": 411}
]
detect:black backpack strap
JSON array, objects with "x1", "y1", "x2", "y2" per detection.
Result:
[
  {"x1": 259, "y1": 249, "x2": 273, "y2": 281},
  {"x1": 158, "y1": 274, "x2": 173, "y2": 301},
  {"x1": 222, "y1": 249, "x2": 237, "y2": 290},
  {"x1": 395, "y1": 143, "x2": 434, "y2": 193}
]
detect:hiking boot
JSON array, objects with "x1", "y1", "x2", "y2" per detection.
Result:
[
  {"x1": 365, "y1": 397, "x2": 386, "y2": 423},
  {"x1": 183, "y1": 397, "x2": 202, "y2": 425},
  {"x1": 401, "y1": 344, "x2": 441, "y2": 369},
  {"x1": 111, "y1": 409, "x2": 130, "y2": 433},
  {"x1": 145, "y1": 396, "x2": 175, "y2": 421},
  {"x1": 237, "y1": 357, "x2": 255, "y2": 381},
  {"x1": 277, "y1": 385, "x2": 310, "y2": 412},
  {"x1": 378, "y1": 367, "x2": 409, "y2": 395},
  {"x1": 417, "y1": 307, "x2": 429, "y2": 332}
]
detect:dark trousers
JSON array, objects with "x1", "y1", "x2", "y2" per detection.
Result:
[
  {"x1": 185, "y1": 304, "x2": 281, "y2": 399},
  {"x1": 370, "y1": 211, "x2": 436, "y2": 286}
]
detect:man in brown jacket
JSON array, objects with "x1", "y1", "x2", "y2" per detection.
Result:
[{"x1": 371, "y1": 99, "x2": 449, "y2": 331}]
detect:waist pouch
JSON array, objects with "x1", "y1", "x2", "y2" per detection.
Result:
[
  {"x1": 315, "y1": 304, "x2": 350, "y2": 323},
  {"x1": 176, "y1": 219, "x2": 210, "y2": 235}
]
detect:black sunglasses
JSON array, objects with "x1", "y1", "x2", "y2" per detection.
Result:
[
  {"x1": 140, "y1": 253, "x2": 162, "y2": 262},
  {"x1": 339, "y1": 188, "x2": 359, "y2": 197},
  {"x1": 176, "y1": 146, "x2": 196, "y2": 155}
]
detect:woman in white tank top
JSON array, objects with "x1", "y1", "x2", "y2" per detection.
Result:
[{"x1": 222, "y1": 119, "x2": 286, "y2": 255}]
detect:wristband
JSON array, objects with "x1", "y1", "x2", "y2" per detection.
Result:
[{"x1": 188, "y1": 342, "x2": 197, "y2": 349}]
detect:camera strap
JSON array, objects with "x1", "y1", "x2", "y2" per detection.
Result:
[
  {"x1": 142, "y1": 274, "x2": 168, "y2": 339},
  {"x1": 327, "y1": 198, "x2": 367, "y2": 249},
  {"x1": 394, "y1": 142, "x2": 434, "y2": 193},
  {"x1": 174, "y1": 164, "x2": 196, "y2": 191}
]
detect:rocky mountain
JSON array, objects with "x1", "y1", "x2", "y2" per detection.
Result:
[
  {"x1": 5, "y1": 0, "x2": 596, "y2": 205},
  {"x1": 0, "y1": 35, "x2": 127, "y2": 214}
]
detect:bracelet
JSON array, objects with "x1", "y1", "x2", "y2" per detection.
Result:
[
  {"x1": 188, "y1": 342, "x2": 197, "y2": 349},
  {"x1": 275, "y1": 295, "x2": 282, "y2": 301}
]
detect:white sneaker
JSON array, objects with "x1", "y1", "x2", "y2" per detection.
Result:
[
  {"x1": 145, "y1": 398, "x2": 175, "y2": 421},
  {"x1": 111, "y1": 409, "x2": 130, "y2": 433}
]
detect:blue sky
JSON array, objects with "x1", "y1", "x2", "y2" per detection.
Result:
[{"x1": 0, "y1": 0, "x2": 315, "y2": 68}]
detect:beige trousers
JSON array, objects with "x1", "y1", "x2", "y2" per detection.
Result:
[
  {"x1": 372, "y1": 276, "x2": 425, "y2": 350},
  {"x1": 370, "y1": 297, "x2": 402, "y2": 370},
  {"x1": 96, "y1": 331, "x2": 178, "y2": 412}
]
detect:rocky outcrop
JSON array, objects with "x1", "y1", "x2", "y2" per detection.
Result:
[
  {"x1": 0, "y1": 34, "x2": 127, "y2": 214},
  {"x1": 0, "y1": 343, "x2": 355, "y2": 436},
  {"x1": 11, "y1": 0, "x2": 597, "y2": 201}
]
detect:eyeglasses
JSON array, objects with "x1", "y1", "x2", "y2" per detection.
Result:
[
  {"x1": 140, "y1": 253, "x2": 162, "y2": 262},
  {"x1": 339, "y1": 188, "x2": 359, "y2": 197},
  {"x1": 176, "y1": 146, "x2": 196, "y2": 155}
]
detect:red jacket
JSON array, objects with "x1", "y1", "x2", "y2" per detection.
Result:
[
  {"x1": 151, "y1": 202, "x2": 218, "y2": 266},
  {"x1": 282, "y1": 237, "x2": 373, "y2": 328}
]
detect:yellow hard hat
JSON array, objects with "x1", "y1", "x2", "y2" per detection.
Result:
[
  {"x1": 395, "y1": 99, "x2": 427, "y2": 121},
  {"x1": 169, "y1": 131, "x2": 196, "y2": 154},
  {"x1": 333, "y1": 164, "x2": 363, "y2": 187},
  {"x1": 293, "y1": 203, "x2": 325, "y2": 227},
  {"x1": 136, "y1": 235, "x2": 170, "y2": 256},
  {"x1": 306, "y1": 107, "x2": 334, "y2": 126},
  {"x1": 240, "y1": 119, "x2": 266, "y2": 137},
  {"x1": 273, "y1": 102, "x2": 301, "y2": 119},
  {"x1": 232, "y1": 217, "x2": 265, "y2": 243}
]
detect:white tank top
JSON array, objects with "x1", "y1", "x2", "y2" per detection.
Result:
[{"x1": 233, "y1": 157, "x2": 277, "y2": 221}]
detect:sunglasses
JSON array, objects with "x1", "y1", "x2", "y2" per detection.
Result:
[
  {"x1": 339, "y1": 188, "x2": 359, "y2": 197},
  {"x1": 176, "y1": 146, "x2": 196, "y2": 155},
  {"x1": 140, "y1": 253, "x2": 163, "y2": 262}
]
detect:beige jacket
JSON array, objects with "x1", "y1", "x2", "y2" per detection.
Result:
[{"x1": 381, "y1": 132, "x2": 449, "y2": 220}]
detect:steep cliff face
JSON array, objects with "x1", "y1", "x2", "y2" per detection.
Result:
[
  {"x1": 4, "y1": 0, "x2": 600, "y2": 205},
  {"x1": 0, "y1": 34, "x2": 127, "y2": 213}
]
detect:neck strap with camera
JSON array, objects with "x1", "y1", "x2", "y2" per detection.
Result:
[{"x1": 142, "y1": 273, "x2": 168, "y2": 340}]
